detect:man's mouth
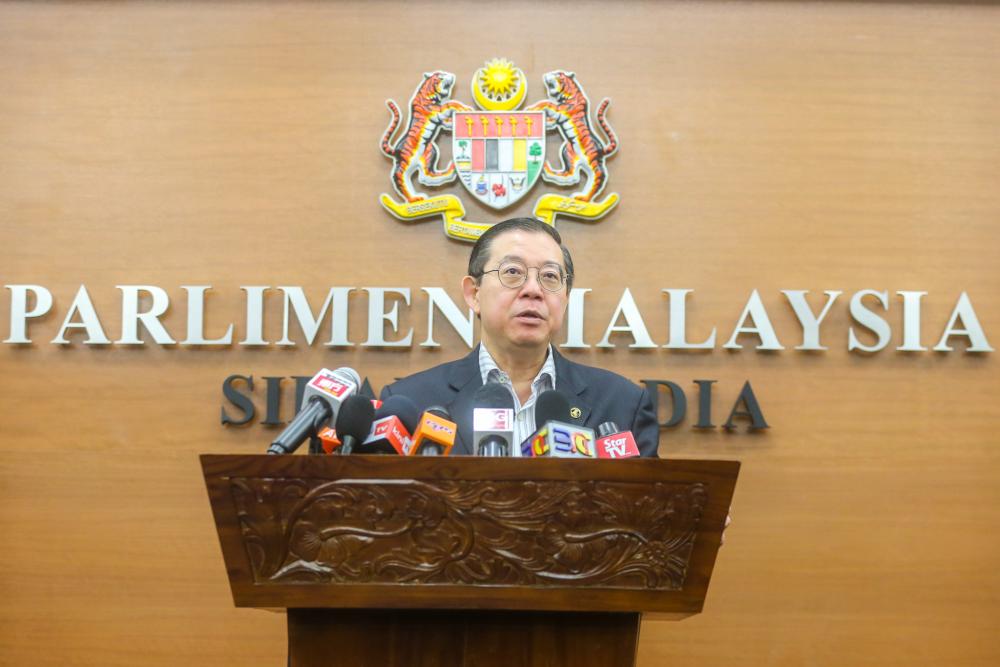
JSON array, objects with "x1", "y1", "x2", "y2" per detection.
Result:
[{"x1": 515, "y1": 310, "x2": 545, "y2": 321}]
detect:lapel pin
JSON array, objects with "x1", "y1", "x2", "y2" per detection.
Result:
[{"x1": 570, "y1": 407, "x2": 582, "y2": 419}]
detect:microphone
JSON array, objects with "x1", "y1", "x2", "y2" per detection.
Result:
[
  {"x1": 595, "y1": 421, "x2": 641, "y2": 459},
  {"x1": 523, "y1": 422, "x2": 597, "y2": 458},
  {"x1": 317, "y1": 426, "x2": 340, "y2": 454},
  {"x1": 520, "y1": 389, "x2": 596, "y2": 458},
  {"x1": 521, "y1": 389, "x2": 567, "y2": 457},
  {"x1": 267, "y1": 367, "x2": 361, "y2": 455},
  {"x1": 333, "y1": 395, "x2": 378, "y2": 455},
  {"x1": 359, "y1": 395, "x2": 420, "y2": 455},
  {"x1": 406, "y1": 406, "x2": 457, "y2": 456},
  {"x1": 535, "y1": 389, "x2": 571, "y2": 426},
  {"x1": 318, "y1": 398, "x2": 382, "y2": 454},
  {"x1": 472, "y1": 383, "x2": 514, "y2": 457}
]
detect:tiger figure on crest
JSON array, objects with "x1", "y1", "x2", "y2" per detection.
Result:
[
  {"x1": 379, "y1": 71, "x2": 471, "y2": 202},
  {"x1": 527, "y1": 70, "x2": 619, "y2": 205}
]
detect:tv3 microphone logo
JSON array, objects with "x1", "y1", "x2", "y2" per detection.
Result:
[{"x1": 378, "y1": 57, "x2": 620, "y2": 242}]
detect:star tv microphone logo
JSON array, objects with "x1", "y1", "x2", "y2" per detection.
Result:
[
  {"x1": 602, "y1": 436, "x2": 630, "y2": 457},
  {"x1": 378, "y1": 57, "x2": 620, "y2": 241}
]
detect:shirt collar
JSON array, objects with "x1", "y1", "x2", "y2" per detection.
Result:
[{"x1": 479, "y1": 343, "x2": 556, "y2": 392}]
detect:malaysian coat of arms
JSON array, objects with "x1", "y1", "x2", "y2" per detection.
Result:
[{"x1": 379, "y1": 58, "x2": 620, "y2": 241}]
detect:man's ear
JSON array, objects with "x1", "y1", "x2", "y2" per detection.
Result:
[{"x1": 462, "y1": 276, "x2": 480, "y2": 316}]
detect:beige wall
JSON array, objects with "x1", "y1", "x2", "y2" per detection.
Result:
[{"x1": 1, "y1": 1, "x2": 998, "y2": 665}]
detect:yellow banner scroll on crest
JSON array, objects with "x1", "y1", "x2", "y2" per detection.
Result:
[
  {"x1": 532, "y1": 193, "x2": 620, "y2": 226},
  {"x1": 379, "y1": 194, "x2": 493, "y2": 242}
]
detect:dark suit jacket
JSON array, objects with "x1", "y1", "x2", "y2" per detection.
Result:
[{"x1": 380, "y1": 346, "x2": 660, "y2": 457}]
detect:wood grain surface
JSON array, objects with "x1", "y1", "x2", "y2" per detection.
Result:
[
  {"x1": 1, "y1": 2, "x2": 998, "y2": 666},
  {"x1": 286, "y1": 609, "x2": 642, "y2": 667},
  {"x1": 201, "y1": 455, "x2": 736, "y2": 612}
]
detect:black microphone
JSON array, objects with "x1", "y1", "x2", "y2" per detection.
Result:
[
  {"x1": 520, "y1": 389, "x2": 596, "y2": 458},
  {"x1": 334, "y1": 394, "x2": 377, "y2": 455},
  {"x1": 521, "y1": 389, "x2": 568, "y2": 457},
  {"x1": 597, "y1": 422, "x2": 618, "y2": 438},
  {"x1": 268, "y1": 367, "x2": 361, "y2": 455},
  {"x1": 472, "y1": 383, "x2": 515, "y2": 457},
  {"x1": 358, "y1": 395, "x2": 421, "y2": 455},
  {"x1": 534, "y1": 389, "x2": 571, "y2": 429}
]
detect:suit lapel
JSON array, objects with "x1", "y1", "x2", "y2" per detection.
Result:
[
  {"x1": 552, "y1": 350, "x2": 592, "y2": 427},
  {"x1": 445, "y1": 346, "x2": 484, "y2": 455}
]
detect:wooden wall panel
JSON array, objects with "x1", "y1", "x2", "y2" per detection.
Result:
[{"x1": 1, "y1": 2, "x2": 998, "y2": 665}]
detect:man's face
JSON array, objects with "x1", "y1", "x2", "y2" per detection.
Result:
[{"x1": 463, "y1": 230, "x2": 569, "y2": 353}]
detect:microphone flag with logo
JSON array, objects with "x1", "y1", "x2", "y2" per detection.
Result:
[
  {"x1": 359, "y1": 395, "x2": 420, "y2": 455},
  {"x1": 594, "y1": 421, "x2": 640, "y2": 459},
  {"x1": 267, "y1": 367, "x2": 361, "y2": 455},
  {"x1": 521, "y1": 389, "x2": 596, "y2": 458},
  {"x1": 406, "y1": 406, "x2": 457, "y2": 456},
  {"x1": 472, "y1": 383, "x2": 515, "y2": 457}
]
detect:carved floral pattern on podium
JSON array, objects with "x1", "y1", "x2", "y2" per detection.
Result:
[{"x1": 229, "y1": 477, "x2": 706, "y2": 590}]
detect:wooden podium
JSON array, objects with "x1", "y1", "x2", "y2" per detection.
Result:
[{"x1": 201, "y1": 455, "x2": 738, "y2": 667}]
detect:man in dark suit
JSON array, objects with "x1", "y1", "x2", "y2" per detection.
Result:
[{"x1": 380, "y1": 217, "x2": 659, "y2": 457}]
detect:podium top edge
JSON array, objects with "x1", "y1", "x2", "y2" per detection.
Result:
[{"x1": 199, "y1": 453, "x2": 740, "y2": 484}]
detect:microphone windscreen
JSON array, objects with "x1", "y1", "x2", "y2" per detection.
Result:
[
  {"x1": 534, "y1": 389, "x2": 571, "y2": 429},
  {"x1": 335, "y1": 394, "x2": 377, "y2": 441},
  {"x1": 426, "y1": 405, "x2": 451, "y2": 420},
  {"x1": 333, "y1": 366, "x2": 362, "y2": 388},
  {"x1": 597, "y1": 421, "x2": 620, "y2": 438},
  {"x1": 474, "y1": 382, "x2": 514, "y2": 410},
  {"x1": 376, "y1": 395, "x2": 421, "y2": 433}
]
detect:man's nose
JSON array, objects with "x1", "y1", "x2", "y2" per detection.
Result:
[{"x1": 518, "y1": 268, "x2": 546, "y2": 296}]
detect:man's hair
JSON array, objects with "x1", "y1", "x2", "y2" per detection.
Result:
[{"x1": 467, "y1": 217, "x2": 575, "y2": 291}]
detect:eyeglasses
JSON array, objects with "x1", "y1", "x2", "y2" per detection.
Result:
[{"x1": 480, "y1": 260, "x2": 569, "y2": 292}]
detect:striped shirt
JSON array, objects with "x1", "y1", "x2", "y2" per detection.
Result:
[{"x1": 478, "y1": 344, "x2": 556, "y2": 456}]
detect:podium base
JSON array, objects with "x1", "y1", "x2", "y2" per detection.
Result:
[{"x1": 287, "y1": 609, "x2": 641, "y2": 667}]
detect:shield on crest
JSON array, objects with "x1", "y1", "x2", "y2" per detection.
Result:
[{"x1": 452, "y1": 111, "x2": 545, "y2": 209}]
